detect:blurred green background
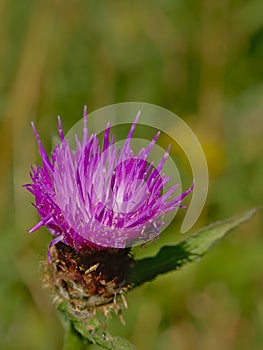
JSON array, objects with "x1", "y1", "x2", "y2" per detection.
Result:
[{"x1": 0, "y1": 0, "x2": 262, "y2": 349}]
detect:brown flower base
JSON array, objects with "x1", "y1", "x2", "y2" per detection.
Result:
[{"x1": 44, "y1": 242, "x2": 134, "y2": 321}]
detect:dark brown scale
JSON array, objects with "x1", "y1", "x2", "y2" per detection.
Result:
[{"x1": 45, "y1": 242, "x2": 134, "y2": 316}]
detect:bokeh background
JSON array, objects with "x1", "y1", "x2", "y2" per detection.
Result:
[{"x1": 0, "y1": 1, "x2": 263, "y2": 349}]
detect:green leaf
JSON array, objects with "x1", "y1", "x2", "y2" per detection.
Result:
[
  {"x1": 129, "y1": 208, "x2": 258, "y2": 287},
  {"x1": 57, "y1": 209, "x2": 258, "y2": 349},
  {"x1": 90, "y1": 332, "x2": 137, "y2": 350}
]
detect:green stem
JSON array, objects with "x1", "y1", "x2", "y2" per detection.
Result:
[
  {"x1": 63, "y1": 322, "x2": 89, "y2": 350},
  {"x1": 57, "y1": 301, "x2": 136, "y2": 349}
]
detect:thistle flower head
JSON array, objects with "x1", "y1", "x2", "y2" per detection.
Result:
[{"x1": 25, "y1": 109, "x2": 193, "y2": 256}]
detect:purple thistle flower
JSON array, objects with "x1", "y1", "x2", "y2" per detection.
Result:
[{"x1": 25, "y1": 108, "x2": 193, "y2": 258}]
